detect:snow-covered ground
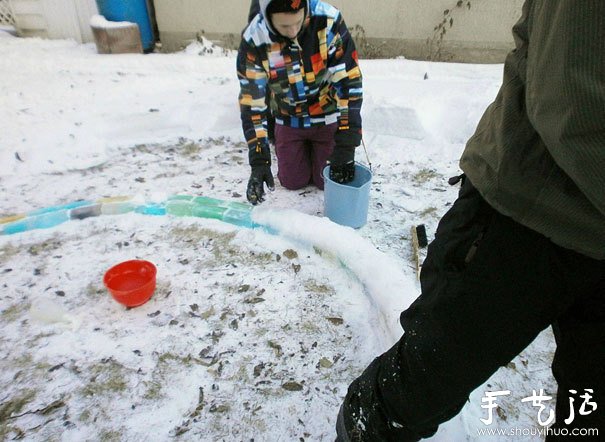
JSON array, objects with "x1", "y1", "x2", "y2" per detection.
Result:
[{"x1": 0, "y1": 33, "x2": 556, "y2": 441}]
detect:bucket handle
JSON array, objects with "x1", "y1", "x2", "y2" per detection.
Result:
[{"x1": 361, "y1": 138, "x2": 372, "y2": 172}]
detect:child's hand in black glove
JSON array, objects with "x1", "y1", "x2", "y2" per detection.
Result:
[
  {"x1": 246, "y1": 164, "x2": 275, "y2": 205},
  {"x1": 328, "y1": 147, "x2": 356, "y2": 184}
]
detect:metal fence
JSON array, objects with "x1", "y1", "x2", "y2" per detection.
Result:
[{"x1": 0, "y1": 0, "x2": 15, "y2": 26}]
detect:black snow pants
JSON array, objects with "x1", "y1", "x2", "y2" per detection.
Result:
[{"x1": 339, "y1": 178, "x2": 604, "y2": 441}]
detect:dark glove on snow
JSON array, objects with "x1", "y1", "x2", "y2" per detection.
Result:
[
  {"x1": 328, "y1": 147, "x2": 356, "y2": 184},
  {"x1": 246, "y1": 164, "x2": 275, "y2": 205}
]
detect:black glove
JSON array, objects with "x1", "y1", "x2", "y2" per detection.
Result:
[
  {"x1": 328, "y1": 147, "x2": 356, "y2": 184},
  {"x1": 246, "y1": 164, "x2": 275, "y2": 205}
]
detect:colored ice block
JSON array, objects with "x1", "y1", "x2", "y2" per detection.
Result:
[
  {"x1": 70, "y1": 204, "x2": 102, "y2": 220},
  {"x1": 222, "y1": 208, "x2": 258, "y2": 228},
  {"x1": 191, "y1": 204, "x2": 227, "y2": 220},
  {"x1": 166, "y1": 201, "x2": 193, "y2": 217},
  {"x1": 1, "y1": 210, "x2": 70, "y2": 234},
  {"x1": 29, "y1": 200, "x2": 92, "y2": 216},
  {"x1": 135, "y1": 204, "x2": 166, "y2": 216},
  {"x1": 101, "y1": 201, "x2": 136, "y2": 215}
]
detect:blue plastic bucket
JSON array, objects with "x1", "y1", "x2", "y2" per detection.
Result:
[
  {"x1": 323, "y1": 163, "x2": 372, "y2": 228},
  {"x1": 96, "y1": 0, "x2": 154, "y2": 52}
]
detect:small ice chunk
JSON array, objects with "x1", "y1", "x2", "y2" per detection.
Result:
[{"x1": 30, "y1": 298, "x2": 79, "y2": 328}]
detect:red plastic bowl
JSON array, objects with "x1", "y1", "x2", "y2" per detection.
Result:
[{"x1": 103, "y1": 260, "x2": 157, "y2": 307}]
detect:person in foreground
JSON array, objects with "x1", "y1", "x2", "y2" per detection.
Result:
[
  {"x1": 238, "y1": 0, "x2": 363, "y2": 205},
  {"x1": 337, "y1": 0, "x2": 604, "y2": 440}
]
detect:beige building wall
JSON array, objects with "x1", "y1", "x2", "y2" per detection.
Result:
[{"x1": 154, "y1": 0, "x2": 524, "y2": 62}]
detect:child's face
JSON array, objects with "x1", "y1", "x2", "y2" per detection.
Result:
[{"x1": 271, "y1": 9, "x2": 305, "y2": 39}]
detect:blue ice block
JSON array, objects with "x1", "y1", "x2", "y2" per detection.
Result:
[
  {"x1": 135, "y1": 204, "x2": 166, "y2": 216},
  {"x1": 29, "y1": 200, "x2": 92, "y2": 216},
  {"x1": 221, "y1": 208, "x2": 258, "y2": 228},
  {"x1": 2, "y1": 210, "x2": 70, "y2": 234}
]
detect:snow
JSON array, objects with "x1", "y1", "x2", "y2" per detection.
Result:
[
  {"x1": 0, "y1": 25, "x2": 17, "y2": 36},
  {"x1": 90, "y1": 15, "x2": 137, "y2": 30},
  {"x1": 0, "y1": 31, "x2": 556, "y2": 441}
]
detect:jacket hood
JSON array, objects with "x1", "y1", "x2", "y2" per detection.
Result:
[{"x1": 259, "y1": 0, "x2": 312, "y2": 36}]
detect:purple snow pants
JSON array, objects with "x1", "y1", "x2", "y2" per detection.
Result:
[{"x1": 274, "y1": 123, "x2": 337, "y2": 191}]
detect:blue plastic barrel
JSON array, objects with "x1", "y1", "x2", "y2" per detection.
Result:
[
  {"x1": 323, "y1": 163, "x2": 372, "y2": 229},
  {"x1": 96, "y1": 0, "x2": 154, "y2": 52}
]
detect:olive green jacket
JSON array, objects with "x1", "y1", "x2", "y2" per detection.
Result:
[{"x1": 460, "y1": 0, "x2": 605, "y2": 259}]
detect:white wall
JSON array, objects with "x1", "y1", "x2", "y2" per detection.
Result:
[
  {"x1": 12, "y1": 0, "x2": 98, "y2": 42},
  {"x1": 9, "y1": 0, "x2": 525, "y2": 62},
  {"x1": 154, "y1": 0, "x2": 524, "y2": 62},
  {"x1": 73, "y1": 0, "x2": 98, "y2": 42}
]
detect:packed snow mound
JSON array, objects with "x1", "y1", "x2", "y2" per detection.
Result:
[{"x1": 363, "y1": 104, "x2": 427, "y2": 140}]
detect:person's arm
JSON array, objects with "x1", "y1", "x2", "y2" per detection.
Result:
[
  {"x1": 327, "y1": 13, "x2": 363, "y2": 151},
  {"x1": 237, "y1": 37, "x2": 275, "y2": 204},
  {"x1": 526, "y1": 0, "x2": 605, "y2": 215},
  {"x1": 236, "y1": 38, "x2": 271, "y2": 167}
]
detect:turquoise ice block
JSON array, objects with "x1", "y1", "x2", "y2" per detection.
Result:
[{"x1": 166, "y1": 202, "x2": 193, "y2": 217}]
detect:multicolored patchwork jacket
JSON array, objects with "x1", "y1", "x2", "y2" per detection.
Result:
[{"x1": 237, "y1": 0, "x2": 363, "y2": 166}]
